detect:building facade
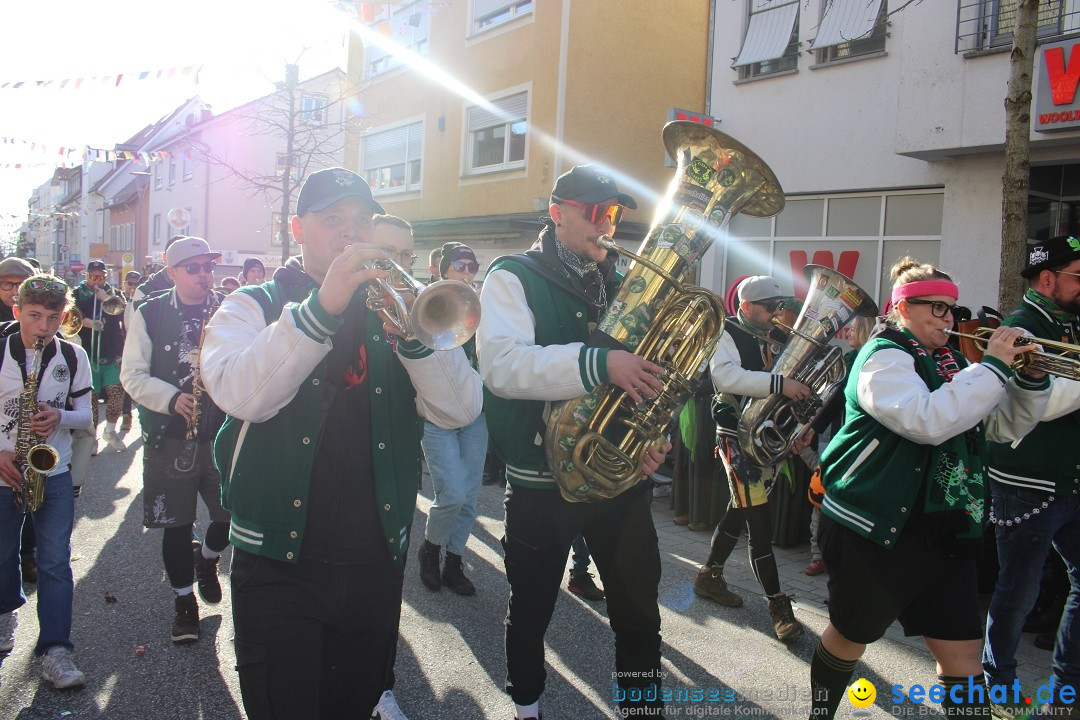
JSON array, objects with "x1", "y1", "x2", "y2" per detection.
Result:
[{"x1": 707, "y1": 0, "x2": 1080, "y2": 318}]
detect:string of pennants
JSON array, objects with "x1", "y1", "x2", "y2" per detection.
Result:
[
  {"x1": 0, "y1": 65, "x2": 201, "y2": 91},
  {"x1": 0, "y1": 138, "x2": 195, "y2": 169}
]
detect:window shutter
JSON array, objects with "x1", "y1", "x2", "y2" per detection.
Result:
[
  {"x1": 473, "y1": 0, "x2": 511, "y2": 21},
  {"x1": 468, "y1": 92, "x2": 527, "y2": 131},
  {"x1": 811, "y1": 0, "x2": 884, "y2": 50},
  {"x1": 407, "y1": 122, "x2": 423, "y2": 161},
  {"x1": 363, "y1": 126, "x2": 408, "y2": 170},
  {"x1": 732, "y1": 0, "x2": 799, "y2": 67}
]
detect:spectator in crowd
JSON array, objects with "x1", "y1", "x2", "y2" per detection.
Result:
[{"x1": 240, "y1": 258, "x2": 265, "y2": 286}]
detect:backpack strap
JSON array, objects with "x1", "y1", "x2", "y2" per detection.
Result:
[{"x1": 58, "y1": 338, "x2": 86, "y2": 399}]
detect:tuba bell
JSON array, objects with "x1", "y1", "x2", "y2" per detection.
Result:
[
  {"x1": 545, "y1": 121, "x2": 785, "y2": 502},
  {"x1": 736, "y1": 265, "x2": 878, "y2": 467}
]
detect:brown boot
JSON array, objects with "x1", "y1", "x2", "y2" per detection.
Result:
[
  {"x1": 693, "y1": 565, "x2": 743, "y2": 607},
  {"x1": 768, "y1": 593, "x2": 803, "y2": 642}
]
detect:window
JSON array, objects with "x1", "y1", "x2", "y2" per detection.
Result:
[
  {"x1": 182, "y1": 150, "x2": 193, "y2": 180},
  {"x1": 363, "y1": 121, "x2": 423, "y2": 194},
  {"x1": 168, "y1": 154, "x2": 177, "y2": 185},
  {"x1": 276, "y1": 153, "x2": 302, "y2": 181},
  {"x1": 957, "y1": 0, "x2": 1080, "y2": 53},
  {"x1": 813, "y1": 0, "x2": 887, "y2": 64},
  {"x1": 301, "y1": 94, "x2": 328, "y2": 125},
  {"x1": 153, "y1": 162, "x2": 162, "y2": 190},
  {"x1": 110, "y1": 226, "x2": 118, "y2": 251},
  {"x1": 366, "y1": 2, "x2": 431, "y2": 78},
  {"x1": 734, "y1": 0, "x2": 800, "y2": 80},
  {"x1": 466, "y1": 92, "x2": 527, "y2": 175},
  {"x1": 153, "y1": 214, "x2": 161, "y2": 245},
  {"x1": 472, "y1": 0, "x2": 532, "y2": 34},
  {"x1": 271, "y1": 212, "x2": 294, "y2": 247}
]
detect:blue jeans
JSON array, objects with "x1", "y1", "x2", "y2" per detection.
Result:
[
  {"x1": 421, "y1": 414, "x2": 488, "y2": 556},
  {"x1": 983, "y1": 484, "x2": 1080, "y2": 694},
  {"x1": 0, "y1": 471, "x2": 75, "y2": 656},
  {"x1": 571, "y1": 534, "x2": 592, "y2": 576}
]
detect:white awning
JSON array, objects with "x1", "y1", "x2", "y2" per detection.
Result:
[
  {"x1": 733, "y1": 0, "x2": 800, "y2": 68},
  {"x1": 811, "y1": 0, "x2": 885, "y2": 49}
]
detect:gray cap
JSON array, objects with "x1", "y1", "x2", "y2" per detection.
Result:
[
  {"x1": 165, "y1": 236, "x2": 221, "y2": 267},
  {"x1": 737, "y1": 275, "x2": 783, "y2": 303},
  {"x1": 0, "y1": 257, "x2": 35, "y2": 279}
]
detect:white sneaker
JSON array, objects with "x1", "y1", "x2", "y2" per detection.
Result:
[
  {"x1": 372, "y1": 689, "x2": 410, "y2": 720},
  {"x1": 102, "y1": 429, "x2": 125, "y2": 453},
  {"x1": 0, "y1": 610, "x2": 16, "y2": 652},
  {"x1": 40, "y1": 646, "x2": 85, "y2": 689}
]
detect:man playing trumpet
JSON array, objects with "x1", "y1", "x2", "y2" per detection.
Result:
[{"x1": 74, "y1": 261, "x2": 126, "y2": 452}]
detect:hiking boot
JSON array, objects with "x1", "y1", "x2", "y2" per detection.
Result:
[
  {"x1": 171, "y1": 594, "x2": 200, "y2": 644},
  {"x1": 40, "y1": 646, "x2": 85, "y2": 689},
  {"x1": 442, "y1": 552, "x2": 476, "y2": 596},
  {"x1": 0, "y1": 609, "x2": 17, "y2": 652},
  {"x1": 193, "y1": 545, "x2": 222, "y2": 604},
  {"x1": 121, "y1": 414, "x2": 132, "y2": 432},
  {"x1": 693, "y1": 566, "x2": 743, "y2": 607},
  {"x1": 371, "y1": 689, "x2": 410, "y2": 719},
  {"x1": 768, "y1": 593, "x2": 803, "y2": 642},
  {"x1": 102, "y1": 428, "x2": 125, "y2": 452},
  {"x1": 418, "y1": 540, "x2": 442, "y2": 592},
  {"x1": 568, "y1": 572, "x2": 606, "y2": 602},
  {"x1": 21, "y1": 553, "x2": 37, "y2": 584}
]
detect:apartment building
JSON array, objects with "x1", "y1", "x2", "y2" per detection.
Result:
[
  {"x1": 704, "y1": 0, "x2": 1080, "y2": 314},
  {"x1": 348, "y1": 0, "x2": 711, "y2": 277}
]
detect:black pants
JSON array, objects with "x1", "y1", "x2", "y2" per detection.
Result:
[
  {"x1": 231, "y1": 549, "x2": 404, "y2": 720},
  {"x1": 503, "y1": 483, "x2": 663, "y2": 713}
]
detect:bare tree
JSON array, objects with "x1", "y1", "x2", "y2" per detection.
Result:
[
  {"x1": 200, "y1": 60, "x2": 366, "y2": 264},
  {"x1": 1000, "y1": 0, "x2": 1041, "y2": 311}
]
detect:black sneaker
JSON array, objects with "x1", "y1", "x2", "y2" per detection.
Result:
[
  {"x1": 442, "y1": 552, "x2": 476, "y2": 596},
  {"x1": 172, "y1": 594, "x2": 200, "y2": 644},
  {"x1": 193, "y1": 545, "x2": 222, "y2": 604},
  {"x1": 568, "y1": 572, "x2": 606, "y2": 602},
  {"x1": 418, "y1": 540, "x2": 442, "y2": 592}
]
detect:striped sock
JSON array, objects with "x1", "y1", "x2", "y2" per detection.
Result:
[{"x1": 810, "y1": 641, "x2": 858, "y2": 720}]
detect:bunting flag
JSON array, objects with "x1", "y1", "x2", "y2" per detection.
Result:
[
  {"x1": 0, "y1": 65, "x2": 201, "y2": 90},
  {"x1": 0, "y1": 137, "x2": 199, "y2": 169}
]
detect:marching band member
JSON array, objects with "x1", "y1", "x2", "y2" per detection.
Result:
[
  {"x1": 200, "y1": 168, "x2": 481, "y2": 720},
  {"x1": 478, "y1": 165, "x2": 669, "y2": 720},
  {"x1": 694, "y1": 274, "x2": 812, "y2": 642},
  {"x1": 120, "y1": 237, "x2": 228, "y2": 646},
  {"x1": 808, "y1": 257, "x2": 1049, "y2": 719},
  {"x1": 983, "y1": 236, "x2": 1080, "y2": 712},
  {"x1": 73, "y1": 261, "x2": 126, "y2": 453}
]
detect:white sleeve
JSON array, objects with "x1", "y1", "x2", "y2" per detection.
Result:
[
  {"x1": 856, "y1": 348, "x2": 1010, "y2": 444},
  {"x1": 709, "y1": 330, "x2": 774, "y2": 397},
  {"x1": 1036, "y1": 376, "x2": 1080, "y2": 422},
  {"x1": 200, "y1": 291, "x2": 334, "y2": 424},
  {"x1": 476, "y1": 268, "x2": 588, "y2": 401},
  {"x1": 399, "y1": 345, "x2": 483, "y2": 430},
  {"x1": 120, "y1": 305, "x2": 181, "y2": 415},
  {"x1": 984, "y1": 375, "x2": 1053, "y2": 444},
  {"x1": 59, "y1": 345, "x2": 93, "y2": 432}
]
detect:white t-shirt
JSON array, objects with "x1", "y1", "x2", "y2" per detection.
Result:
[{"x1": 0, "y1": 335, "x2": 93, "y2": 474}]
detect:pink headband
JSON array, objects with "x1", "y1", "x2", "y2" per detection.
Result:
[{"x1": 890, "y1": 280, "x2": 959, "y2": 306}]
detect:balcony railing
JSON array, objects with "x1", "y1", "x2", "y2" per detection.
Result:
[{"x1": 956, "y1": 0, "x2": 1080, "y2": 54}]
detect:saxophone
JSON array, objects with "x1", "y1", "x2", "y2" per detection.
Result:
[
  {"x1": 544, "y1": 121, "x2": 785, "y2": 502},
  {"x1": 13, "y1": 339, "x2": 59, "y2": 512}
]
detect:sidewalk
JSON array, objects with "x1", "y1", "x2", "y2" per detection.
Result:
[{"x1": 648, "y1": 485, "x2": 1057, "y2": 691}]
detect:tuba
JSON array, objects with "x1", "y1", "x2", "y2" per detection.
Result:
[
  {"x1": 545, "y1": 121, "x2": 785, "y2": 502},
  {"x1": 737, "y1": 265, "x2": 877, "y2": 467}
]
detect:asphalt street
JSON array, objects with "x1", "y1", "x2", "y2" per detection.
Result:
[{"x1": 0, "y1": 421, "x2": 1057, "y2": 719}]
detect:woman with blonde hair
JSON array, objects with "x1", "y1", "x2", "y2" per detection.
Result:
[{"x1": 807, "y1": 257, "x2": 1050, "y2": 719}]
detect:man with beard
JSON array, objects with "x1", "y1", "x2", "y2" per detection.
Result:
[
  {"x1": 983, "y1": 235, "x2": 1080, "y2": 713},
  {"x1": 121, "y1": 237, "x2": 229, "y2": 645}
]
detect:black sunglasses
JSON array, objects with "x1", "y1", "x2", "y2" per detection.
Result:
[
  {"x1": 904, "y1": 298, "x2": 956, "y2": 318},
  {"x1": 181, "y1": 261, "x2": 216, "y2": 275},
  {"x1": 755, "y1": 299, "x2": 784, "y2": 313}
]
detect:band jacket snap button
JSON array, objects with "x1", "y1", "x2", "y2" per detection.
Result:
[
  {"x1": 293, "y1": 499, "x2": 302, "y2": 508},
  {"x1": 302, "y1": 437, "x2": 311, "y2": 445},
  {"x1": 286, "y1": 552, "x2": 294, "y2": 560},
  {"x1": 290, "y1": 531, "x2": 297, "y2": 539}
]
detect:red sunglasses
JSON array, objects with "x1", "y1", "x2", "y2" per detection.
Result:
[{"x1": 554, "y1": 197, "x2": 625, "y2": 226}]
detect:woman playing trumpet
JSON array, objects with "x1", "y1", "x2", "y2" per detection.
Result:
[{"x1": 807, "y1": 257, "x2": 1051, "y2": 719}]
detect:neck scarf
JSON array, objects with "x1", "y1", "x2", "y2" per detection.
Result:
[
  {"x1": 554, "y1": 235, "x2": 607, "y2": 310},
  {"x1": 1026, "y1": 287, "x2": 1077, "y2": 325}
]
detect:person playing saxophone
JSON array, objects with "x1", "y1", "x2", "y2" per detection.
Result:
[
  {"x1": 0, "y1": 274, "x2": 93, "y2": 689},
  {"x1": 120, "y1": 237, "x2": 229, "y2": 646}
]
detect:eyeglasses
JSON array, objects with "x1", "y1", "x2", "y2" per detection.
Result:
[
  {"x1": 905, "y1": 298, "x2": 956, "y2": 318},
  {"x1": 0, "y1": 281, "x2": 20, "y2": 291},
  {"x1": 378, "y1": 248, "x2": 418, "y2": 268},
  {"x1": 1055, "y1": 270, "x2": 1080, "y2": 279},
  {"x1": 24, "y1": 279, "x2": 67, "y2": 294},
  {"x1": 554, "y1": 197, "x2": 625, "y2": 226},
  {"x1": 754, "y1": 299, "x2": 784, "y2": 313},
  {"x1": 180, "y1": 261, "x2": 216, "y2": 275},
  {"x1": 448, "y1": 260, "x2": 480, "y2": 274}
]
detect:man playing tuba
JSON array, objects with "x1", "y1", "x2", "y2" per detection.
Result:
[{"x1": 478, "y1": 165, "x2": 669, "y2": 720}]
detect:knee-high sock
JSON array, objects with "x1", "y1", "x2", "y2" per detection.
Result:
[
  {"x1": 745, "y1": 504, "x2": 781, "y2": 596},
  {"x1": 810, "y1": 641, "x2": 857, "y2": 720},
  {"x1": 938, "y1": 675, "x2": 990, "y2": 718}
]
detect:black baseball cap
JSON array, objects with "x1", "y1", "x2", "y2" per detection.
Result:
[
  {"x1": 296, "y1": 168, "x2": 385, "y2": 217},
  {"x1": 87, "y1": 261, "x2": 106, "y2": 273},
  {"x1": 550, "y1": 165, "x2": 637, "y2": 208},
  {"x1": 1021, "y1": 235, "x2": 1080, "y2": 278}
]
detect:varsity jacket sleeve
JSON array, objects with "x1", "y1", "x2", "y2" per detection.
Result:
[
  {"x1": 857, "y1": 348, "x2": 1047, "y2": 444},
  {"x1": 200, "y1": 289, "x2": 337, "y2": 424},
  {"x1": 1036, "y1": 376, "x2": 1080, "y2": 423},
  {"x1": 477, "y1": 268, "x2": 604, "y2": 401},
  {"x1": 708, "y1": 330, "x2": 779, "y2": 397},
  {"x1": 396, "y1": 341, "x2": 483, "y2": 430},
  {"x1": 120, "y1": 304, "x2": 181, "y2": 415},
  {"x1": 58, "y1": 344, "x2": 93, "y2": 432}
]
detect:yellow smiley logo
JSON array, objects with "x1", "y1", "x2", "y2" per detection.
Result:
[{"x1": 847, "y1": 678, "x2": 876, "y2": 708}]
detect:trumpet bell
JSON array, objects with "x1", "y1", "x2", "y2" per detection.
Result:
[
  {"x1": 411, "y1": 280, "x2": 482, "y2": 351},
  {"x1": 101, "y1": 296, "x2": 126, "y2": 316},
  {"x1": 59, "y1": 307, "x2": 83, "y2": 340}
]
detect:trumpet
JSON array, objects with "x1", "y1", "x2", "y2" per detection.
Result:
[
  {"x1": 945, "y1": 327, "x2": 1080, "y2": 380},
  {"x1": 364, "y1": 258, "x2": 481, "y2": 351}
]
